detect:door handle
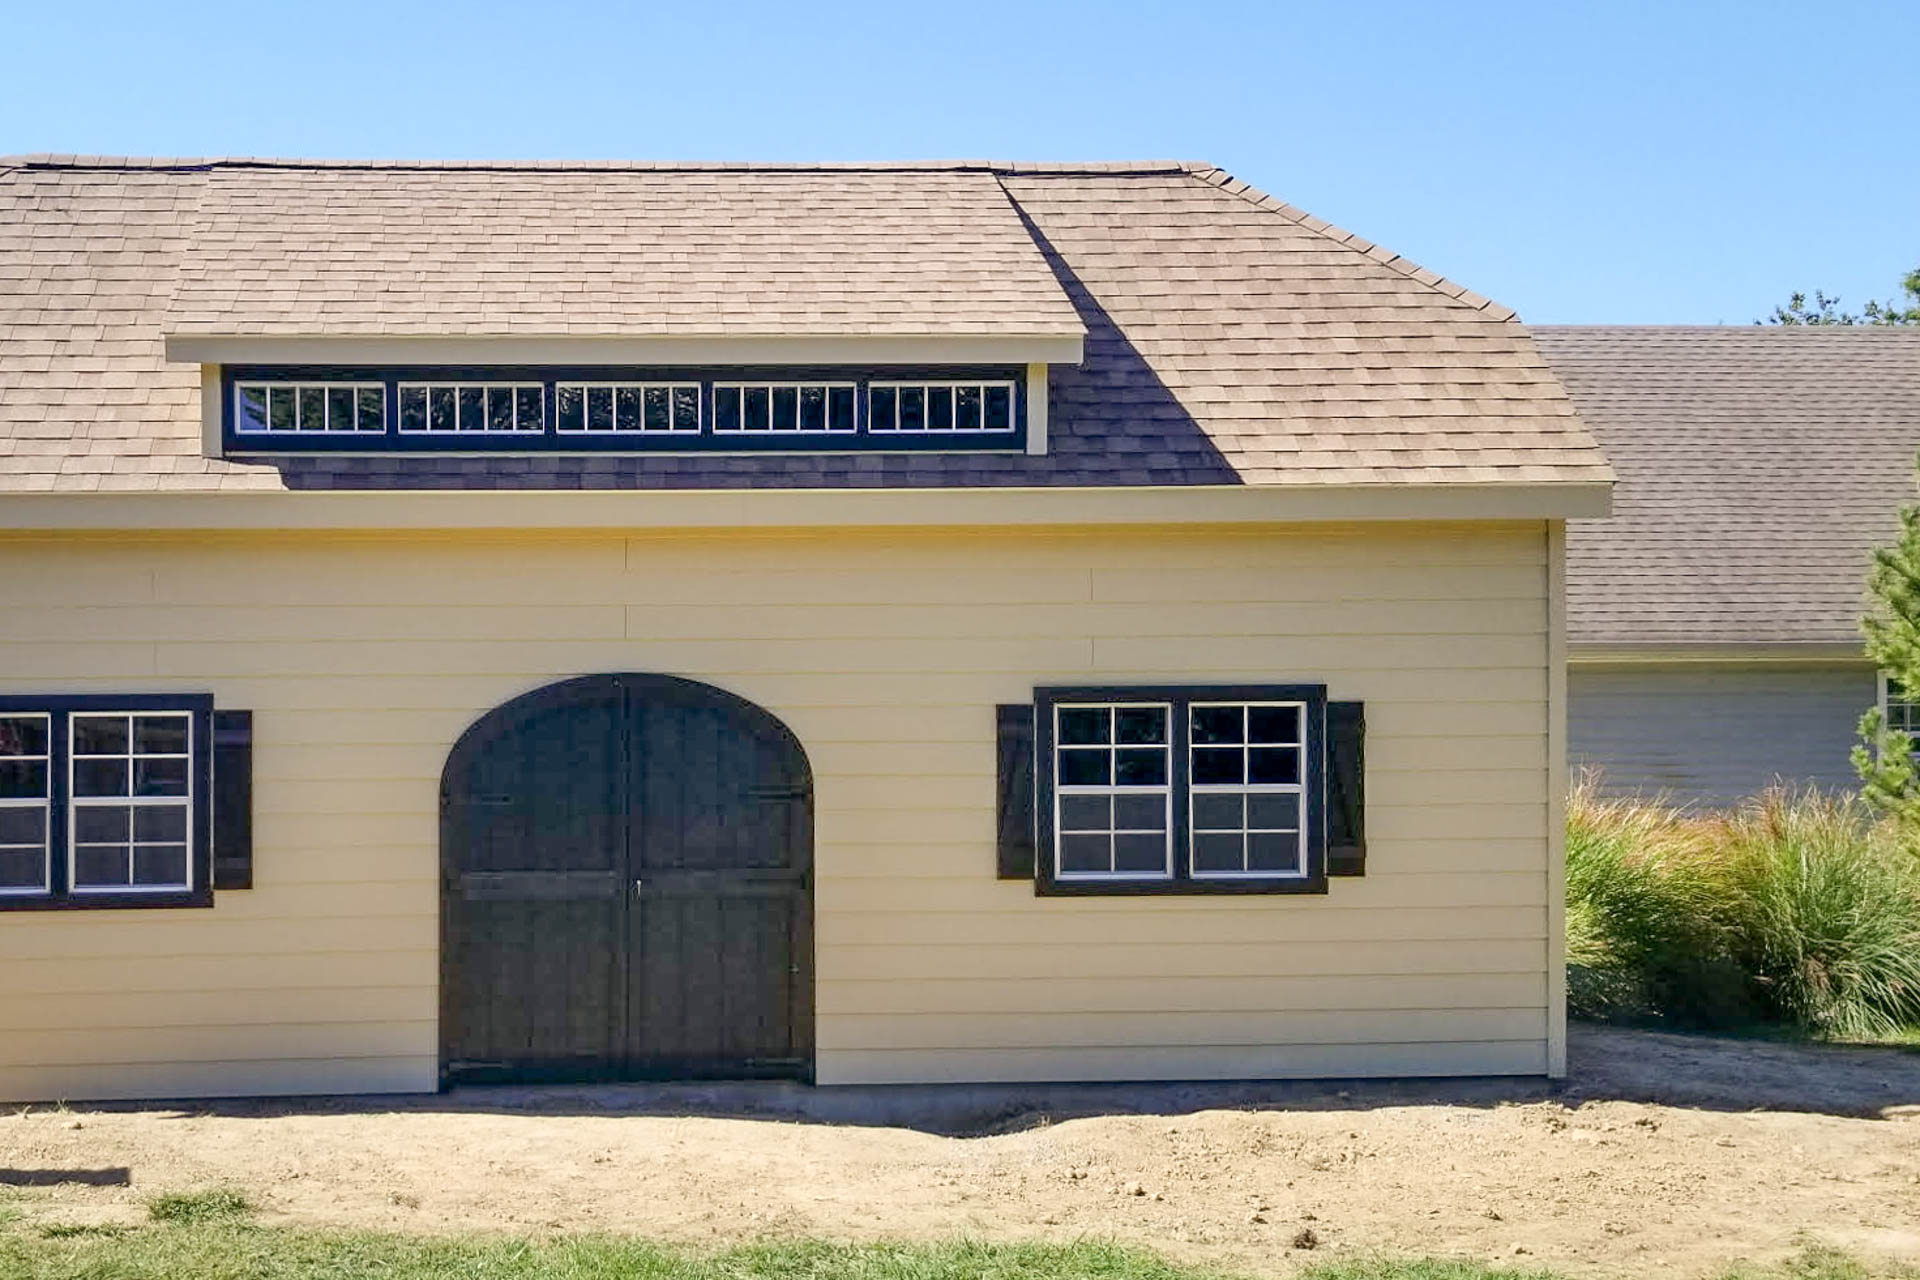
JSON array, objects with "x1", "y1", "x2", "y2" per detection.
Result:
[{"x1": 634, "y1": 879, "x2": 644, "y2": 897}]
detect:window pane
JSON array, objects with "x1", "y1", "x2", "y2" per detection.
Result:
[
  {"x1": 1191, "y1": 706, "x2": 1243, "y2": 745},
  {"x1": 134, "y1": 806, "x2": 187, "y2": 842},
  {"x1": 674, "y1": 387, "x2": 700, "y2": 431},
  {"x1": 74, "y1": 758, "x2": 128, "y2": 798},
  {"x1": 927, "y1": 386, "x2": 954, "y2": 430},
  {"x1": 1248, "y1": 832, "x2": 1301, "y2": 874},
  {"x1": 1115, "y1": 749, "x2": 1167, "y2": 786},
  {"x1": 744, "y1": 386, "x2": 770, "y2": 431},
  {"x1": 583, "y1": 386, "x2": 611, "y2": 431},
  {"x1": 359, "y1": 387, "x2": 386, "y2": 432},
  {"x1": 269, "y1": 385, "x2": 296, "y2": 432},
  {"x1": 1059, "y1": 834, "x2": 1109, "y2": 874},
  {"x1": 898, "y1": 386, "x2": 925, "y2": 432},
  {"x1": 1250, "y1": 705, "x2": 1300, "y2": 744},
  {"x1": 1113, "y1": 794, "x2": 1166, "y2": 831},
  {"x1": 0, "y1": 806, "x2": 45, "y2": 845},
  {"x1": 73, "y1": 805, "x2": 130, "y2": 843},
  {"x1": 132, "y1": 844, "x2": 189, "y2": 887},
  {"x1": 1249, "y1": 747, "x2": 1299, "y2": 785},
  {"x1": 829, "y1": 386, "x2": 855, "y2": 432},
  {"x1": 1058, "y1": 708, "x2": 1109, "y2": 746},
  {"x1": 400, "y1": 387, "x2": 428, "y2": 433},
  {"x1": 1116, "y1": 707, "x2": 1167, "y2": 744},
  {"x1": 956, "y1": 385, "x2": 982, "y2": 430},
  {"x1": 516, "y1": 386, "x2": 543, "y2": 431},
  {"x1": 984, "y1": 384, "x2": 1012, "y2": 429},
  {"x1": 327, "y1": 387, "x2": 356, "y2": 432},
  {"x1": 237, "y1": 385, "x2": 270, "y2": 432},
  {"x1": 72, "y1": 845, "x2": 129, "y2": 887},
  {"x1": 1192, "y1": 832, "x2": 1244, "y2": 874},
  {"x1": 0, "y1": 716, "x2": 47, "y2": 756},
  {"x1": 772, "y1": 386, "x2": 799, "y2": 431},
  {"x1": 869, "y1": 386, "x2": 897, "y2": 431},
  {"x1": 451, "y1": 386, "x2": 480, "y2": 432},
  {"x1": 73, "y1": 714, "x2": 128, "y2": 755},
  {"x1": 1192, "y1": 747, "x2": 1244, "y2": 785},
  {"x1": 799, "y1": 386, "x2": 827, "y2": 432},
  {"x1": 643, "y1": 387, "x2": 669, "y2": 432},
  {"x1": 556, "y1": 385, "x2": 584, "y2": 432},
  {"x1": 487, "y1": 387, "x2": 515, "y2": 432},
  {"x1": 714, "y1": 387, "x2": 741, "y2": 432},
  {"x1": 0, "y1": 761, "x2": 47, "y2": 799},
  {"x1": 0, "y1": 847, "x2": 43, "y2": 890},
  {"x1": 1248, "y1": 792, "x2": 1301, "y2": 830},
  {"x1": 1058, "y1": 749, "x2": 1110, "y2": 787},
  {"x1": 1113, "y1": 833, "x2": 1166, "y2": 873},
  {"x1": 430, "y1": 387, "x2": 457, "y2": 432},
  {"x1": 134, "y1": 758, "x2": 189, "y2": 797},
  {"x1": 297, "y1": 387, "x2": 325, "y2": 432},
  {"x1": 134, "y1": 715, "x2": 188, "y2": 755},
  {"x1": 1192, "y1": 792, "x2": 1244, "y2": 831},
  {"x1": 1059, "y1": 794, "x2": 1110, "y2": 832}
]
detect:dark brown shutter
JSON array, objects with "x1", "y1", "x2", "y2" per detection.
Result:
[
  {"x1": 212, "y1": 710, "x2": 254, "y2": 890},
  {"x1": 1327, "y1": 700, "x2": 1365, "y2": 877},
  {"x1": 996, "y1": 703, "x2": 1036, "y2": 879}
]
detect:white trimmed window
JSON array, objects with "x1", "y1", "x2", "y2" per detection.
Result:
[
  {"x1": 1189, "y1": 702, "x2": 1307, "y2": 878},
  {"x1": 868, "y1": 381, "x2": 1016, "y2": 433},
  {"x1": 1880, "y1": 675, "x2": 1920, "y2": 755},
  {"x1": 235, "y1": 382, "x2": 385, "y2": 434},
  {"x1": 398, "y1": 383, "x2": 545, "y2": 434},
  {"x1": 70, "y1": 713, "x2": 193, "y2": 893},
  {"x1": 0, "y1": 714, "x2": 51, "y2": 895},
  {"x1": 556, "y1": 383, "x2": 700, "y2": 434},
  {"x1": 711, "y1": 383, "x2": 857, "y2": 434},
  {"x1": 1052, "y1": 703, "x2": 1173, "y2": 879}
]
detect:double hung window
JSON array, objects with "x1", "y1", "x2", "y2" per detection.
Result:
[{"x1": 1035, "y1": 685, "x2": 1327, "y2": 895}]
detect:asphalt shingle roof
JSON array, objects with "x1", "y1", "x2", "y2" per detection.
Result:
[
  {"x1": 1537, "y1": 325, "x2": 1920, "y2": 649},
  {"x1": 0, "y1": 156, "x2": 1611, "y2": 494}
]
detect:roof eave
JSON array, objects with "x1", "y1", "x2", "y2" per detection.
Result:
[{"x1": 164, "y1": 332, "x2": 1089, "y2": 367}]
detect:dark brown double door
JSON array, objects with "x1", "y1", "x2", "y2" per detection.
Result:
[{"x1": 439, "y1": 674, "x2": 813, "y2": 1084}]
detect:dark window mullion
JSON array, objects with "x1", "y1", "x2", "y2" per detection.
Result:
[
  {"x1": 1170, "y1": 696, "x2": 1192, "y2": 883},
  {"x1": 49, "y1": 709, "x2": 69, "y2": 902}
]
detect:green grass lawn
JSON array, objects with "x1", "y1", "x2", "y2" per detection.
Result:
[{"x1": 0, "y1": 1191, "x2": 1911, "y2": 1280}]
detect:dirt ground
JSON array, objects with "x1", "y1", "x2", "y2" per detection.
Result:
[{"x1": 4, "y1": 1025, "x2": 1919, "y2": 1278}]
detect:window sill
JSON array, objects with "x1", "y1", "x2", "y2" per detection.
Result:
[
  {"x1": 0, "y1": 888, "x2": 214, "y2": 912},
  {"x1": 1036, "y1": 875, "x2": 1328, "y2": 897}
]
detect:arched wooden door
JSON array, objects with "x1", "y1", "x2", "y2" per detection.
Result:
[{"x1": 439, "y1": 674, "x2": 813, "y2": 1084}]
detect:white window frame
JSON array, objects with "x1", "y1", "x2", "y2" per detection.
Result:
[
  {"x1": 554, "y1": 382, "x2": 702, "y2": 434},
  {"x1": 1187, "y1": 700, "x2": 1308, "y2": 880},
  {"x1": 1052, "y1": 701, "x2": 1174, "y2": 882},
  {"x1": 233, "y1": 381, "x2": 386, "y2": 434},
  {"x1": 867, "y1": 381, "x2": 1018, "y2": 433},
  {"x1": 0, "y1": 712, "x2": 51, "y2": 897},
  {"x1": 709, "y1": 382, "x2": 859, "y2": 435},
  {"x1": 1878, "y1": 673, "x2": 1920, "y2": 758},
  {"x1": 397, "y1": 383, "x2": 546, "y2": 435},
  {"x1": 68, "y1": 712, "x2": 194, "y2": 896}
]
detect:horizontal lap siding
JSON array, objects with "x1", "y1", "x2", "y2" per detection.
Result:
[{"x1": 0, "y1": 523, "x2": 1550, "y2": 1097}]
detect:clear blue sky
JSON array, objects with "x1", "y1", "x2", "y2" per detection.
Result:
[{"x1": 5, "y1": 0, "x2": 1913, "y2": 324}]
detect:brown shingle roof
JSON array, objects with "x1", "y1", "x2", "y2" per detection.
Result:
[
  {"x1": 1537, "y1": 325, "x2": 1920, "y2": 649},
  {"x1": 0, "y1": 156, "x2": 1611, "y2": 494}
]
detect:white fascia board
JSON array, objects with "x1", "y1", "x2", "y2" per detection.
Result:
[
  {"x1": 165, "y1": 333, "x2": 1087, "y2": 367},
  {"x1": 1568, "y1": 642, "x2": 1869, "y2": 665}
]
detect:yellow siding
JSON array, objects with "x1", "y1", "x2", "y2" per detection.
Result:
[{"x1": 0, "y1": 522, "x2": 1553, "y2": 1097}]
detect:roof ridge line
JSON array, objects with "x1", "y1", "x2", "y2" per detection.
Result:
[
  {"x1": 1185, "y1": 165, "x2": 1519, "y2": 323},
  {"x1": 0, "y1": 154, "x2": 1204, "y2": 176}
]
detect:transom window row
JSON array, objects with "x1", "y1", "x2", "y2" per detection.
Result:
[{"x1": 233, "y1": 379, "x2": 1018, "y2": 438}]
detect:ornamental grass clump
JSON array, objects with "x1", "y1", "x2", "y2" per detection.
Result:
[
  {"x1": 1711, "y1": 789, "x2": 1920, "y2": 1040},
  {"x1": 1566, "y1": 780, "x2": 1920, "y2": 1038}
]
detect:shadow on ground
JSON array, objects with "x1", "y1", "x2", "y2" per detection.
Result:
[{"x1": 16, "y1": 1025, "x2": 1919, "y2": 1137}]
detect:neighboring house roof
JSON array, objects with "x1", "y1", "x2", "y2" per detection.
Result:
[
  {"x1": 1537, "y1": 325, "x2": 1920, "y2": 652},
  {"x1": 0, "y1": 156, "x2": 1611, "y2": 494}
]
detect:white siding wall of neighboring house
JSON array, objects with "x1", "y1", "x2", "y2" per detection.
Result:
[{"x1": 1568, "y1": 663, "x2": 1875, "y2": 806}]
